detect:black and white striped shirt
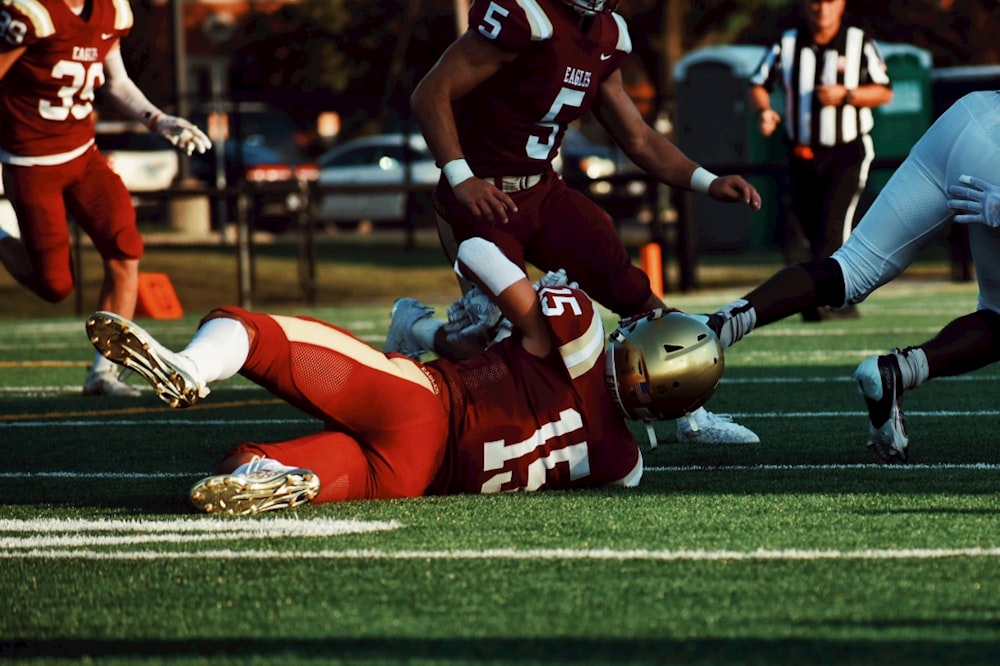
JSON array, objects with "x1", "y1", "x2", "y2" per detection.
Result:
[{"x1": 750, "y1": 25, "x2": 891, "y2": 148}]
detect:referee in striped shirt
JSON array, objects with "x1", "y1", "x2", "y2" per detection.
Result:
[{"x1": 750, "y1": 0, "x2": 892, "y2": 319}]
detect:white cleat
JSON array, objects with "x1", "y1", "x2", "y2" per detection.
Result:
[
  {"x1": 675, "y1": 406, "x2": 760, "y2": 444},
  {"x1": 189, "y1": 457, "x2": 319, "y2": 515},
  {"x1": 82, "y1": 365, "x2": 141, "y2": 398},
  {"x1": 854, "y1": 354, "x2": 909, "y2": 463},
  {"x1": 85, "y1": 311, "x2": 209, "y2": 409},
  {"x1": 383, "y1": 298, "x2": 435, "y2": 360}
]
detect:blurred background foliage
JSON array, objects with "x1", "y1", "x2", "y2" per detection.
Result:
[{"x1": 121, "y1": 0, "x2": 999, "y2": 138}]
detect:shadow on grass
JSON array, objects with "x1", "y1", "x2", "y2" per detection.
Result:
[{"x1": 3, "y1": 636, "x2": 999, "y2": 665}]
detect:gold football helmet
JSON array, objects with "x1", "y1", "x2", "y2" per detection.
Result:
[{"x1": 605, "y1": 310, "x2": 724, "y2": 421}]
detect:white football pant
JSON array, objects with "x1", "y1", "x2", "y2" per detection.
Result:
[{"x1": 833, "y1": 91, "x2": 1000, "y2": 313}]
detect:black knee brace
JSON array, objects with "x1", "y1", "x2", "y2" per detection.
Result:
[
  {"x1": 798, "y1": 258, "x2": 846, "y2": 307},
  {"x1": 974, "y1": 308, "x2": 1000, "y2": 333},
  {"x1": 973, "y1": 309, "x2": 1000, "y2": 364}
]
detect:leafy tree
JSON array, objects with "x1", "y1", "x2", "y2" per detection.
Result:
[{"x1": 124, "y1": 0, "x2": 1000, "y2": 136}]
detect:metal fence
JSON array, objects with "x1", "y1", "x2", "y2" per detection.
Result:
[{"x1": 3, "y1": 153, "x2": 973, "y2": 314}]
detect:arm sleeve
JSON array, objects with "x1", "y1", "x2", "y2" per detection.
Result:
[{"x1": 100, "y1": 46, "x2": 162, "y2": 127}]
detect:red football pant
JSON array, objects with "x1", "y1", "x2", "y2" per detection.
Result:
[
  {"x1": 2, "y1": 146, "x2": 141, "y2": 302},
  {"x1": 434, "y1": 171, "x2": 654, "y2": 316},
  {"x1": 209, "y1": 307, "x2": 450, "y2": 503}
]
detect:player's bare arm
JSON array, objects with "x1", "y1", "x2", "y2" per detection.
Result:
[
  {"x1": 592, "y1": 69, "x2": 696, "y2": 186},
  {"x1": 815, "y1": 82, "x2": 892, "y2": 108},
  {"x1": 495, "y1": 278, "x2": 552, "y2": 358},
  {"x1": 453, "y1": 237, "x2": 551, "y2": 357},
  {"x1": 594, "y1": 70, "x2": 761, "y2": 211},
  {"x1": 411, "y1": 32, "x2": 518, "y2": 224},
  {"x1": 750, "y1": 84, "x2": 781, "y2": 136}
]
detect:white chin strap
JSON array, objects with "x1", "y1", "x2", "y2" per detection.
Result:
[
  {"x1": 566, "y1": 0, "x2": 602, "y2": 15},
  {"x1": 645, "y1": 421, "x2": 658, "y2": 451}
]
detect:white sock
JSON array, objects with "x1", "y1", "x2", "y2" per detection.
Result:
[
  {"x1": 180, "y1": 317, "x2": 250, "y2": 384},
  {"x1": 716, "y1": 299, "x2": 756, "y2": 348},
  {"x1": 92, "y1": 352, "x2": 116, "y2": 373},
  {"x1": 0, "y1": 210, "x2": 20, "y2": 240},
  {"x1": 892, "y1": 347, "x2": 929, "y2": 390},
  {"x1": 412, "y1": 317, "x2": 444, "y2": 352}
]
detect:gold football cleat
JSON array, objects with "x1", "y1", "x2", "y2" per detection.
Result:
[
  {"x1": 86, "y1": 311, "x2": 207, "y2": 408},
  {"x1": 189, "y1": 463, "x2": 320, "y2": 515}
]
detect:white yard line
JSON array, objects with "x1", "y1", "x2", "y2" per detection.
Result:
[
  {"x1": 0, "y1": 517, "x2": 401, "y2": 533},
  {"x1": 4, "y1": 546, "x2": 999, "y2": 562},
  {"x1": 2, "y1": 514, "x2": 997, "y2": 562},
  {"x1": 0, "y1": 517, "x2": 402, "y2": 552}
]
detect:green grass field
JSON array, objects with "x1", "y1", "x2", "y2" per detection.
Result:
[{"x1": 2, "y1": 247, "x2": 999, "y2": 665}]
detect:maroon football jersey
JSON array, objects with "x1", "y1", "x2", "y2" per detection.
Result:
[
  {"x1": 458, "y1": 0, "x2": 631, "y2": 176},
  {"x1": 431, "y1": 285, "x2": 642, "y2": 495},
  {"x1": 0, "y1": 0, "x2": 133, "y2": 159}
]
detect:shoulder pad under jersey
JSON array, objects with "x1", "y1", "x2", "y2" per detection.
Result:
[
  {"x1": 470, "y1": 0, "x2": 555, "y2": 50},
  {"x1": 108, "y1": 0, "x2": 134, "y2": 32},
  {"x1": 1, "y1": 0, "x2": 56, "y2": 46},
  {"x1": 609, "y1": 12, "x2": 632, "y2": 55}
]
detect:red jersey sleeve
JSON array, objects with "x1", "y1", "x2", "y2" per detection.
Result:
[{"x1": 468, "y1": 0, "x2": 537, "y2": 51}]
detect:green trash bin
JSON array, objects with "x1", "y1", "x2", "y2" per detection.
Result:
[
  {"x1": 674, "y1": 45, "x2": 786, "y2": 252},
  {"x1": 675, "y1": 43, "x2": 932, "y2": 250},
  {"x1": 864, "y1": 43, "x2": 933, "y2": 201}
]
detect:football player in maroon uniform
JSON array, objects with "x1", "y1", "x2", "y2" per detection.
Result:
[
  {"x1": 0, "y1": 0, "x2": 210, "y2": 396},
  {"x1": 86, "y1": 237, "x2": 724, "y2": 514},
  {"x1": 399, "y1": 0, "x2": 762, "y2": 445}
]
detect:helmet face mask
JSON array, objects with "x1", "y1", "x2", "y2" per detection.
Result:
[
  {"x1": 560, "y1": 0, "x2": 620, "y2": 16},
  {"x1": 606, "y1": 311, "x2": 724, "y2": 421}
]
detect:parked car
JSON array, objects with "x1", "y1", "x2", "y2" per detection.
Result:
[
  {"x1": 94, "y1": 120, "x2": 180, "y2": 222},
  {"x1": 96, "y1": 121, "x2": 180, "y2": 192},
  {"x1": 556, "y1": 127, "x2": 648, "y2": 222},
  {"x1": 0, "y1": 123, "x2": 179, "y2": 230},
  {"x1": 190, "y1": 103, "x2": 318, "y2": 233},
  {"x1": 314, "y1": 133, "x2": 439, "y2": 230}
]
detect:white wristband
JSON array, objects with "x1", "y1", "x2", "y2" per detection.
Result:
[
  {"x1": 690, "y1": 167, "x2": 718, "y2": 194},
  {"x1": 443, "y1": 158, "x2": 475, "y2": 189}
]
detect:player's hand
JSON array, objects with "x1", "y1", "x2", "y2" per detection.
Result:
[
  {"x1": 709, "y1": 175, "x2": 762, "y2": 212},
  {"x1": 452, "y1": 178, "x2": 518, "y2": 225},
  {"x1": 757, "y1": 108, "x2": 781, "y2": 137},
  {"x1": 947, "y1": 175, "x2": 1000, "y2": 228},
  {"x1": 443, "y1": 285, "x2": 504, "y2": 352},
  {"x1": 446, "y1": 286, "x2": 503, "y2": 338},
  {"x1": 532, "y1": 268, "x2": 578, "y2": 291},
  {"x1": 152, "y1": 115, "x2": 212, "y2": 156},
  {"x1": 815, "y1": 84, "x2": 848, "y2": 108}
]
